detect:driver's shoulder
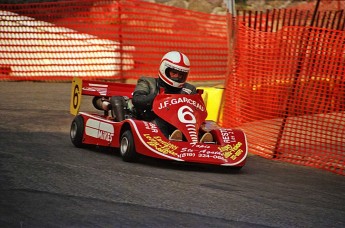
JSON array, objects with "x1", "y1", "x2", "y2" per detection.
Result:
[
  {"x1": 135, "y1": 76, "x2": 158, "y2": 95},
  {"x1": 183, "y1": 82, "x2": 197, "y2": 94},
  {"x1": 139, "y1": 76, "x2": 156, "y2": 82},
  {"x1": 138, "y1": 76, "x2": 157, "y2": 87}
]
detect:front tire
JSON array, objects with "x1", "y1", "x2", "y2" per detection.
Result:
[
  {"x1": 120, "y1": 130, "x2": 137, "y2": 162},
  {"x1": 70, "y1": 115, "x2": 84, "y2": 148}
]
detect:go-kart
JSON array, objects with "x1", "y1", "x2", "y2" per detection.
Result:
[{"x1": 69, "y1": 77, "x2": 248, "y2": 168}]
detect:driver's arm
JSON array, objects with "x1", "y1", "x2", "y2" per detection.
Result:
[{"x1": 132, "y1": 77, "x2": 156, "y2": 111}]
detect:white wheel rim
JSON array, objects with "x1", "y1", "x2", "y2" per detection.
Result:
[
  {"x1": 120, "y1": 137, "x2": 129, "y2": 155},
  {"x1": 70, "y1": 122, "x2": 77, "y2": 139}
]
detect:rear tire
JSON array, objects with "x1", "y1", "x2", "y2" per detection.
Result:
[
  {"x1": 120, "y1": 130, "x2": 137, "y2": 162},
  {"x1": 70, "y1": 115, "x2": 84, "y2": 148}
]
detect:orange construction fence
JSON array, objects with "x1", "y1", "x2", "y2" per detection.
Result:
[
  {"x1": 223, "y1": 22, "x2": 345, "y2": 175},
  {"x1": 0, "y1": 0, "x2": 227, "y2": 81},
  {"x1": 0, "y1": 0, "x2": 344, "y2": 175}
]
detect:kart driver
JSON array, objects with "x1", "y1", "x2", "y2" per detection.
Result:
[
  {"x1": 94, "y1": 51, "x2": 213, "y2": 142},
  {"x1": 131, "y1": 51, "x2": 212, "y2": 142}
]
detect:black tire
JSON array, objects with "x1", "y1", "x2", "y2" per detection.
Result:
[
  {"x1": 120, "y1": 130, "x2": 137, "y2": 162},
  {"x1": 70, "y1": 115, "x2": 84, "y2": 148}
]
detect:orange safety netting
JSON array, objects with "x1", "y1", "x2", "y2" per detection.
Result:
[
  {"x1": 223, "y1": 22, "x2": 345, "y2": 175},
  {"x1": 0, "y1": 0, "x2": 228, "y2": 81},
  {"x1": 1, "y1": 0, "x2": 344, "y2": 176}
]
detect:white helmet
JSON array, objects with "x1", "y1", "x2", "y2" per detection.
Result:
[{"x1": 158, "y1": 51, "x2": 190, "y2": 88}]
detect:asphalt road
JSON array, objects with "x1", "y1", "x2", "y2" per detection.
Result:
[{"x1": 0, "y1": 81, "x2": 344, "y2": 228}]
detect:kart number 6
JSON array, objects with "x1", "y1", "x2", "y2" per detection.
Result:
[
  {"x1": 178, "y1": 105, "x2": 196, "y2": 124},
  {"x1": 70, "y1": 77, "x2": 82, "y2": 115}
]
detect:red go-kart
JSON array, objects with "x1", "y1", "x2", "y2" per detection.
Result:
[{"x1": 69, "y1": 77, "x2": 248, "y2": 169}]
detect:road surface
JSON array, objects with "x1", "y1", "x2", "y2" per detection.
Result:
[{"x1": 0, "y1": 81, "x2": 344, "y2": 227}]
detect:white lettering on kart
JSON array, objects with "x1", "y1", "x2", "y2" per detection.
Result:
[
  {"x1": 83, "y1": 83, "x2": 108, "y2": 96},
  {"x1": 192, "y1": 144, "x2": 210, "y2": 149},
  {"x1": 179, "y1": 148, "x2": 195, "y2": 158},
  {"x1": 219, "y1": 128, "x2": 236, "y2": 144},
  {"x1": 178, "y1": 106, "x2": 198, "y2": 144},
  {"x1": 198, "y1": 149, "x2": 226, "y2": 161},
  {"x1": 180, "y1": 147, "x2": 226, "y2": 161},
  {"x1": 144, "y1": 121, "x2": 158, "y2": 133},
  {"x1": 158, "y1": 97, "x2": 205, "y2": 111},
  {"x1": 85, "y1": 118, "x2": 114, "y2": 142}
]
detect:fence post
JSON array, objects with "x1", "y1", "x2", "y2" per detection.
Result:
[
  {"x1": 220, "y1": 0, "x2": 237, "y2": 125},
  {"x1": 273, "y1": 0, "x2": 321, "y2": 158}
]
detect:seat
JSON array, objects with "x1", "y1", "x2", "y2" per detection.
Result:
[
  {"x1": 200, "y1": 132, "x2": 213, "y2": 143},
  {"x1": 169, "y1": 130, "x2": 183, "y2": 141}
]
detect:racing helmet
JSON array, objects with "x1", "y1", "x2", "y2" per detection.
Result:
[{"x1": 158, "y1": 51, "x2": 190, "y2": 88}]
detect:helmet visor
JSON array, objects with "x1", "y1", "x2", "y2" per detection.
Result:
[{"x1": 167, "y1": 68, "x2": 188, "y2": 83}]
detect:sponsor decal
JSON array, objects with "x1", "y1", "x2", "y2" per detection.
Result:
[
  {"x1": 85, "y1": 118, "x2": 114, "y2": 142},
  {"x1": 219, "y1": 128, "x2": 236, "y2": 144},
  {"x1": 179, "y1": 148, "x2": 196, "y2": 158},
  {"x1": 83, "y1": 83, "x2": 108, "y2": 96},
  {"x1": 157, "y1": 97, "x2": 205, "y2": 112},
  {"x1": 127, "y1": 119, "x2": 183, "y2": 161},
  {"x1": 143, "y1": 134, "x2": 178, "y2": 157},
  {"x1": 179, "y1": 147, "x2": 225, "y2": 161},
  {"x1": 144, "y1": 121, "x2": 158, "y2": 133},
  {"x1": 218, "y1": 142, "x2": 243, "y2": 160},
  {"x1": 197, "y1": 148, "x2": 226, "y2": 161}
]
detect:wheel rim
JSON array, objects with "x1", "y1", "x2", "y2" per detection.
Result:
[
  {"x1": 120, "y1": 137, "x2": 129, "y2": 155},
  {"x1": 70, "y1": 122, "x2": 77, "y2": 139}
]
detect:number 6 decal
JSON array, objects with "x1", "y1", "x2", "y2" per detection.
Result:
[
  {"x1": 178, "y1": 106, "x2": 196, "y2": 124},
  {"x1": 70, "y1": 77, "x2": 82, "y2": 115}
]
